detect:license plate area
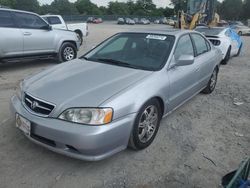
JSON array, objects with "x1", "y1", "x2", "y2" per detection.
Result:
[{"x1": 16, "y1": 113, "x2": 31, "y2": 136}]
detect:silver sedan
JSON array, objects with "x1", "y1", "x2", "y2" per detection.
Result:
[{"x1": 11, "y1": 30, "x2": 223, "y2": 161}]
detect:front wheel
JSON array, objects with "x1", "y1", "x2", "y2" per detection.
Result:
[
  {"x1": 202, "y1": 68, "x2": 218, "y2": 94},
  {"x1": 129, "y1": 99, "x2": 162, "y2": 150},
  {"x1": 221, "y1": 46, "x2": 231, "y2": 65},
  {"x1": 235, "y1": 44, "x2": 242, "y2": 57},
  {"x1": 238, "y1": 31, "x2": 243, "y2": 36},
  {"x1": 58, "y1": 42, "x2": 77, "y2": 63}
]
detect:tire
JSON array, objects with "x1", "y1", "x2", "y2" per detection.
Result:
[
  {"x1": 202, "y1": 68, "x2": 218, "y2": 94},
  {"x1": 235, "y1": 44, "x2": 242, "y2": 57},
  {"x1": 75, "y1": 31, "x2": 83, "y2": 46},
  {"x1": 58, "y1": 42, "x2": 77, "y2": 63},
  {"x1": 238, "y1": 31, "x2": 243, "y2": 36},
  {"x1": 221, "y1": 46, "x2": 231, "y2": 65},
  {"x1": 129, "y1": 99, "x2": 162, "y2": 150}
]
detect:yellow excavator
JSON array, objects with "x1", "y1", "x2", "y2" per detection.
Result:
[{"x1": 176, "y1": 0, "x2": 220, "y2": 30}]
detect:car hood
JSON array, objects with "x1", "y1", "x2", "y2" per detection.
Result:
[{"x1": 23, "y1": 59, "x2": 153, "y2": 112}]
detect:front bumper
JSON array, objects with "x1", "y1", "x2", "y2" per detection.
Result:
[{"x1": 11, "y1": 95, "x2": 136, "y2": 161}]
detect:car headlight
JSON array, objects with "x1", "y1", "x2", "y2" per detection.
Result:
[
  {"x1": 58, "y1": 108, "x2": 113, "y2": 125},
  {"x1": 16, "y1": 81, "x2": 23, "y2": 99}
]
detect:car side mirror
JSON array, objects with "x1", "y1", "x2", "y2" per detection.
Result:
[
  {"x1": 41, "y1": 24, "x2": 52, "y2": 30},
  {"x1": 176, "y1": 55, "x2": 194, "y2": 66}
]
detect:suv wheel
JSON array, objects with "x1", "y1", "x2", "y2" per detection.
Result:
[
  {"x1": 129, "y1": 99, "x2": 162, "y2": 150},
  {"x1": 58, "y1": 42, "x2": 77, "y2": 62}
]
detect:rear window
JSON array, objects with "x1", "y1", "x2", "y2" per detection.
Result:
[
  {"x1": 195, "y1": 28, "x2": 224, "y2": 36},
  {"x1": 0, "y1": 10, "x2": 15, "y2": 28},
  {"x1": 43, "y1": 16, "x2": 62, "y2": 25}
]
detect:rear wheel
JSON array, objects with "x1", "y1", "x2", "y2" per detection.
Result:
[
  {"x1": 129, "y1": 99, "x2": 162, "y2": 150},
  {"x1": 221, "y1": 46, "x2": 231, "y2": 65},
  {"x1": 238, "y1": 31, "x2": 243, "y2": 36},
  {"x1": 202, "y1": 68, "x2": 218, "y2": 94},
  {"x1": 58, "y1": 42, "x2": 77, "y2": 63}
]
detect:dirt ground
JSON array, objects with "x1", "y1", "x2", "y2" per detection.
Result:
[{"x1": 0, "y1": 22, "x2": 249, "y2": 188}]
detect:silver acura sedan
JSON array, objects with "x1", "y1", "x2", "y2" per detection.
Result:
[{"x1": 11, "y1": 30, "x2": 223, "y2": 161}]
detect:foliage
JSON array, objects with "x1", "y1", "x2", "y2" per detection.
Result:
[{"x1": 1, "y1": 0, "x2": 249, "y2": 20}]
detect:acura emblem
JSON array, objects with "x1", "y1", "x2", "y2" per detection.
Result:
[{"x1": 31, "y1": 101, "x2": 39, "y2": 110}]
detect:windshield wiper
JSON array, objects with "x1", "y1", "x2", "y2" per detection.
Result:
[{"x1": 95, "y1": 58, "x2": 140, "y2": 69}]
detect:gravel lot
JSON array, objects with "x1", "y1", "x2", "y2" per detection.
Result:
[{"x1": 0, "y1": 22, "x2": 249, "y2": 188}]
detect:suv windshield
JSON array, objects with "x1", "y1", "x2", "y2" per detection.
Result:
[
  {"x1": 84, "y1": 33, "x2": 175, "y2": 71},
  {"x1": 195, "y1": 28, "x2": 224, "y2": 36}
]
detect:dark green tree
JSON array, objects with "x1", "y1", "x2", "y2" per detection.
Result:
[
  {"x1": 242, "y1": 0, "x2": 250, "y2": 19},
  {"x1": 107, "y1": 1, "x2": 129, "y2": 15},
  {"x1": 15, "y1": 0, "x2": 40, "y2": 12},
  {"x1": 75, "y1": 0, "x2": 100, "y2": 15},
  {"x1": 219, "y1": 0, "x2": 243, "y2": 20},
  {"x1": 50, "y1": 0, "x2": 79, "y2": 15},
  {"x1": 0, "y1": 0, "x2": 16, "y2": 8}
]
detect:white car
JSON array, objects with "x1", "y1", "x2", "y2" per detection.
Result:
[
  {"x1": 195, "y1": 27, "x2": 243, "y2": 64},
  {"x1": 231, "y1": 25, "x2": 250, "y2": 36},
  {"x1": 42, "y1": 15, "x2": 88, "y2": 45}
]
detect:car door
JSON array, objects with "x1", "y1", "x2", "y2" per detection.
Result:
[
  {"x1": 167, "y1": 34, "x2": 200, "y2": 111},
  {"x1": 13, "y1": 12, "x2": 55, "y2": 55},
  {"x1": 190, "y1": 33, "x2": 215, "y2": 88},
  {"x1": 0, "y1": 10, "x2": 23, "y2": 58}
]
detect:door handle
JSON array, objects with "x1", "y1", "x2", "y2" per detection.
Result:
[{"x1": 23, "y1": 32, "x2": 32, "y2": 36}]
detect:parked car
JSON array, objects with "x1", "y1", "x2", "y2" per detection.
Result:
[
  {"x1": 154, "y1": 19, "x2": 160, "y2": 24},
  {"x1": 133, "y1": 18, "x2": 139, "y2": 24},
  {"x1": 117, "y1": 18, "x2": 125, "y2": 25},
  {"x1": 231, "y1": 25, "x2": 250, "y2": 36},
  {"x1": 93, "y1": 18, "x2": 103, "y2": 24},
  {"x1": 195, "y1": 27, "x2": 242, "y2": 64},
  {"x1": 87, "y1": 17, "x2": 94, "y2": 23},
  {"x1": 12, "y1": 30, "x2": 222, "y2": 161},
  {"x1": 159, "y1": 17, "x2": 167, "y2": 24},
  {"x1": 139, "y1": 18, "x2": 150, "y2": 24},
  {"x1": 167, "y1": 19, "x2": 176, "y2": 26},
  {"x1": 125, "y1": 18, "x2": 135, "y2": 25},
  {"x1": 41, "y1": 15, "x2": 88, "y2": 45},
  {"x1": 0, "y1": 8, "x2": 80, "y2": 63}
]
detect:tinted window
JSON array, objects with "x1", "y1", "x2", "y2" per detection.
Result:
[
  {"x1": 174, "y1": 34, "x2": 194, "y2": 59},
  {"x1": 14, "y1": 12, "x2": 47, "y2": 29},
  {"x1": 44, "y1": 16, "x2": 61, "y2": 25},
  {"x1": 191, "y1": 34, "x2": 209, "y2": 56},
  {"x1": 85, "y1": 33, "x2": 175, "y2": 71},
  {"x1": 0, "y1": 10, "x2": 15, "y2": 28}
]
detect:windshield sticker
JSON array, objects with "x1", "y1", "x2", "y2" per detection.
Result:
[{"x1": 146, "y1": 35, "x2": 167, "y2": 40}]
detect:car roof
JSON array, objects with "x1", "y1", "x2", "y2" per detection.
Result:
[
  {"x1": 0, "y1": 7, "x2": 39, "y2": 16},
  {"x1": 122, "y1": 29, "x2": 196, "y2": 37}
]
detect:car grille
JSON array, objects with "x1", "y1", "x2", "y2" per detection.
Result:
[
  {"x1": 209, "y1": 39, "x2": 221, "y2": 46},
  {"x1": 24, "y1": 93, "x2": 55, "y2": 116}
]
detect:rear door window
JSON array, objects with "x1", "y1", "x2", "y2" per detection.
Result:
[
  {"x1": 0, "y1": 10, "x2": 16, "y2": 28},
  {"x1": 191, "y1": 34, "x2": 209, "y2": 56},
  {"x1": 44, "y1": 16, "x2": 62, "y2": 25},
  {"x1": 14, "y1": 12, "x2": 48, "y2": 29}
]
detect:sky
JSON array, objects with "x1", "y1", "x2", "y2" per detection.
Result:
[{"x1": 38, "y1": 0, "x2": 172, "y2": 8}]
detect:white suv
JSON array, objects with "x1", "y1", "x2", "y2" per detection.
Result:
[{"x1": 0, "y1": 8, "x2": 81, "y2": 63}]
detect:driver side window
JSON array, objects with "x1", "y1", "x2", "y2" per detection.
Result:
[
  {"x1": 174, "y1": 34, "x2": 194, "y2": 60},
  {"x1": 14, "y1": 12, "x2": 47, "y2": 29}
]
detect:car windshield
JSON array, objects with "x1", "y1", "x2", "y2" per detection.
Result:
[
  {"x1": 195, "y1": 28, "x2": 224, "y2": 36},
  {"x1": 83, "y1": 33, "x2": 175, "y2": 71}
]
